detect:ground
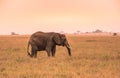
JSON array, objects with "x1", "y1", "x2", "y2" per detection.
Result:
[{"x1": 0, "y1": 35, "x2": 120, "y2": 78}]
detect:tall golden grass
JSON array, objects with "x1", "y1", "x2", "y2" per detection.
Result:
[{"x1": 0, "y1": 35, "x2": 120, "y2": 78}]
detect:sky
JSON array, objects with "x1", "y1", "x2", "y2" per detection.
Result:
[{"x1": 0, "y1": 0, "x2": 120, "y2": 34}]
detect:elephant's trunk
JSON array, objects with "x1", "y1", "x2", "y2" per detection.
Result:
[{"x1": 64, "y1": 41, "x2": 71, "y2": 56}]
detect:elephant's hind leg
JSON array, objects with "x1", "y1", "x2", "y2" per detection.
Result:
[{"x1": 31, "y1": 46, "x2": 38, "y2": 58}]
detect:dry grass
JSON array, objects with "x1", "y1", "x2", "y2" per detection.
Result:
[{"x1": 0, "y1": 35, "x2": 120, "y2": 78}]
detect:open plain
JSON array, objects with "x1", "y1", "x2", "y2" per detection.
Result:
[{"x1": 0, "y1": 35, "x2": 120, "y2": 78}]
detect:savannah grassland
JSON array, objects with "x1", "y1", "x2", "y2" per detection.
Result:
[{"x1": 0, "y1": 34, "x2": 120, "y2": 78}]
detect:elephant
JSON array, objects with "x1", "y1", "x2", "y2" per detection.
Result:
[{"x1": 27, "y1": 31, "x2": 71, "y2": 58}]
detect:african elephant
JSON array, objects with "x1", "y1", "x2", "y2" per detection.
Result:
[{"x1": 27, "y1": 31, "x2": 71, "y2": 58}]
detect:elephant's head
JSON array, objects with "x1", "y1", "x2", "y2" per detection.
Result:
[{"x1": 53, "y1": 33, "x2": 71, "y2": 56}]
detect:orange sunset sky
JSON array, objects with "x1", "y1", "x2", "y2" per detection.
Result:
[{"x1": 0, "y1": 0, "x2": 120, "y2": 34}]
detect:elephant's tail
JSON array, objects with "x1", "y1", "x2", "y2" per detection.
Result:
[{"x1": 27, "y1": 41, "x2": 31, "y2": 57}]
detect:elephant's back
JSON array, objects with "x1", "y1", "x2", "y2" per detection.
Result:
[{"x1": 29, "y1": 31, "x2": 51, "y2": 46}]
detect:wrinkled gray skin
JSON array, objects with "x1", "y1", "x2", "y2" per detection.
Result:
[{"x1": 27, "y1": 31, "x2": 71, "y2": 58}]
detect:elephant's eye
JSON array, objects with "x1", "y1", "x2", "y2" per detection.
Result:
[{"x1": 64, "y1": 39, "x2": 66, "y2": 41}]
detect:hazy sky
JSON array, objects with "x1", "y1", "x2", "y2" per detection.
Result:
[{"x1": 0, "y1": 0, "x2": 120, "y2": 34}]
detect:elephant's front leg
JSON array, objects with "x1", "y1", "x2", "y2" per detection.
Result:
[
  {"x1": 46, "y1": 47, "x2": 51, "y2": 57},
  {"x1": 52, "y1": 46, "x2": 56, "y2": 57}
]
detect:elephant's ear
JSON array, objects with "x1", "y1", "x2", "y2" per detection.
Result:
[{"x1": 53, "y1": 33, "x2": 61, "y2": 45}]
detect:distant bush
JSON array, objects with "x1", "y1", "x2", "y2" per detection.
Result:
[
  {"x1": 93, "y1": 29, "x2": 103, "y2": 33},
  {"x1": 11, "y1": 32, "x2": 19, "y2": 35},
  {"x1": 113, "y1": 33, "x2": 117, "y2": 36}
]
